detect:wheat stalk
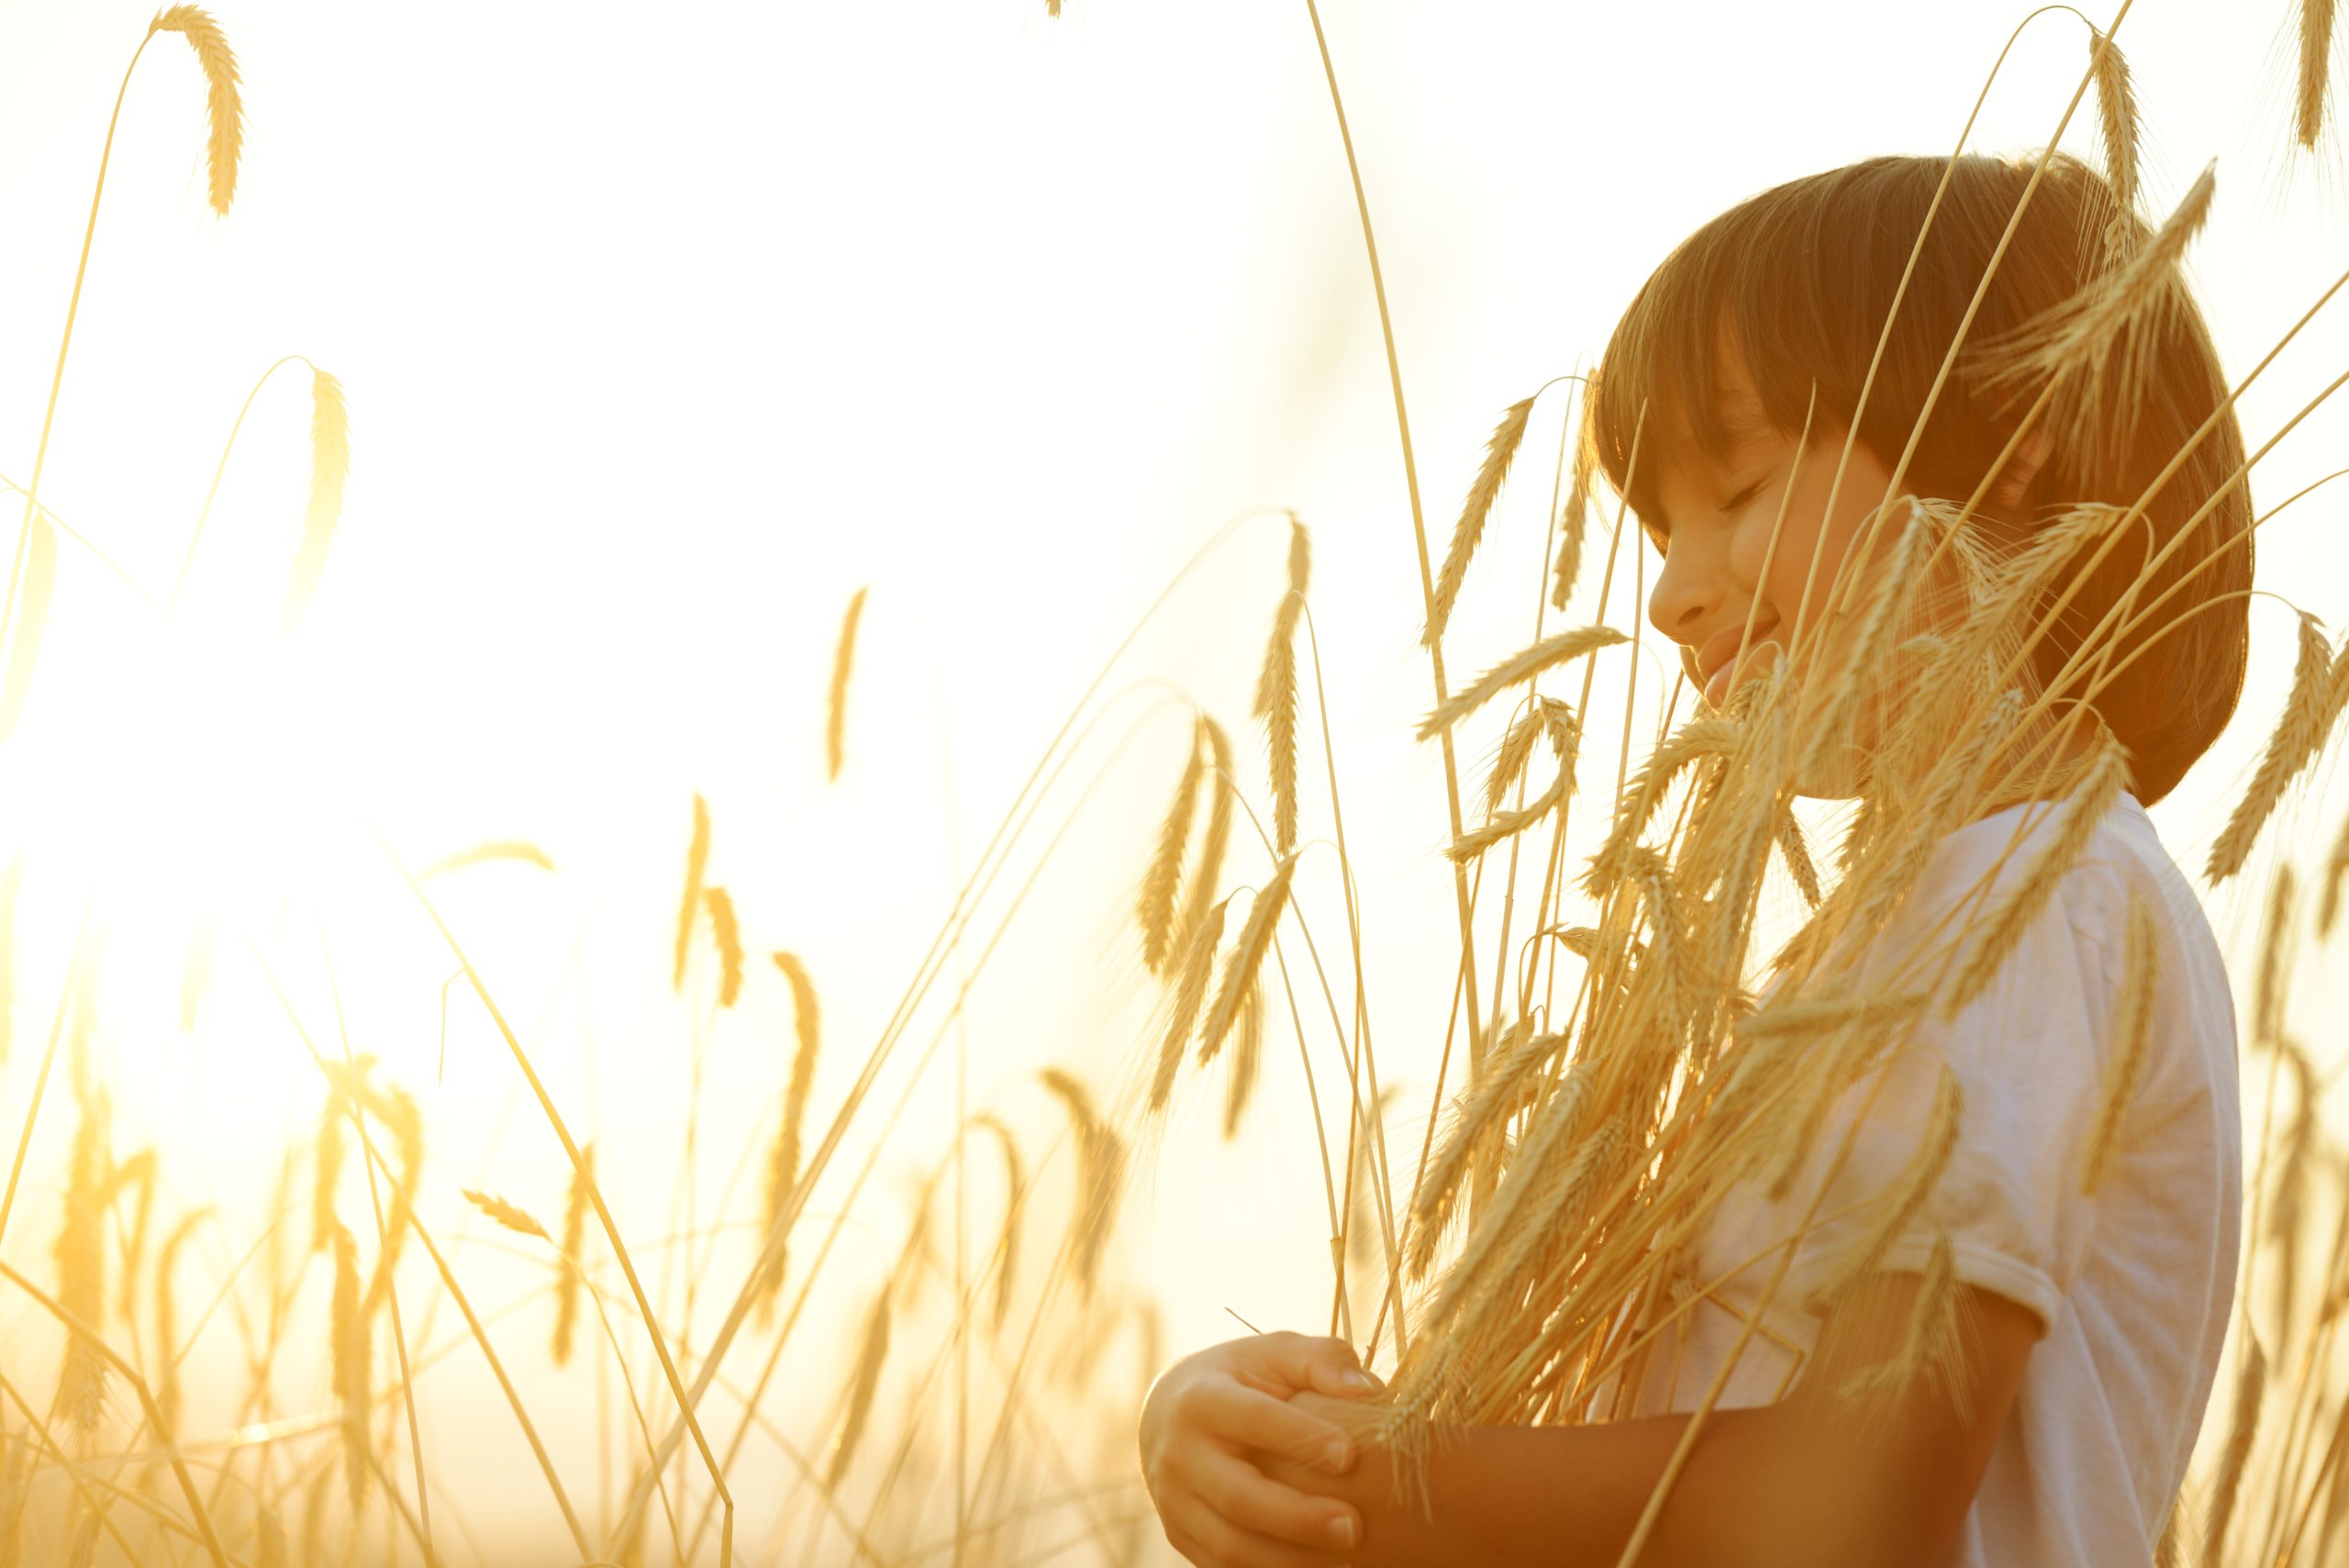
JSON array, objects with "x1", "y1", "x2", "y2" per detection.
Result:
[
  {"x1": 0, "y1": 517, "x2": 55, "y2": 746},
  {"x1": 1427, "y1": 393, "x2": 1540, "y2": 649},
  {"x1": 0, "y1": 852, "x2": 19, "y2": 1069},
  {"x1": 826, "y1": 585, "x2": 869, "y2": 783}
]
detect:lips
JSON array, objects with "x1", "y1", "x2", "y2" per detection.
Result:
[{"x1": 1695, "y1": 613, "x2": 1781, "y2": 691}]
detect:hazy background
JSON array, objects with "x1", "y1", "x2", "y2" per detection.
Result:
[{"x1": 0, "y1": 1, "x2": 2343, "y2": 1559}]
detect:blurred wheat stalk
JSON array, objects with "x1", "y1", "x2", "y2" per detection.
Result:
[{"x1": 0, "y1": 4, "x2": 2346, "y2": 1568}]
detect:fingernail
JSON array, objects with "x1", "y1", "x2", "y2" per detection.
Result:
[
  {"x1": 1323, "y1": 1437, "x2": 1350, "y2": 1471},
  {"x1": 1341, "y1": 1370, "x2": 1376, "y2": 1392},
  {"x1": 1329, "y1": 1515, "x2": 1358, "y2": 1549}
]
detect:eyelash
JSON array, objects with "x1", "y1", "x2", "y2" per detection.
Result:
[{"x1": 1720, "y1": 479, "x2": 1765, "y2": 514}]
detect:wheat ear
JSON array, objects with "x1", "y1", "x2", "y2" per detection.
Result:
[
  {"x1": 1827, "y1": 1232, "x2": 1981, "y2": 1438},
  {"x1": 2087, "y1": 27, "x2": 2139, "y2": 216},
  {"x1": 2079, "y1": 894, "x2": 2160, "y2": 1195},
  {"x1": 700, "y1": 885, "x2": 743, "y2": 1007},
  {"x1": 672, "y1": 793, "x2": 709, "y2": 990},
  {"x1": 1198, "y1": 853, "x2": 1297, "y2": 1068},
  {"x1": 54, "y1": 1071, "x2": 107, "y2": 1433},
  {"x1": 1040, "y1": 1067, "x2": 1124, "y2": 1296},
  {"x1": 1222, "y1": 976, "x2": 1265, "y2": 1140},
  {"x1": 826, "y1": 585, "x2": 869, "y2": 783},
  {"x1": 329, "y1": 1223, "x2": 372, "y2": 1506},
  {"x1": 2300, "y1": 0, "x2": 2339, "y2": 150},
  {"x1": 281, "y1": 367, "x2": 349, "y2": 635},
  {"x1": 1799, "y1": 1064, "x2": 1963, "y2": 1315},
  {"x1": 758, "y1": 951, "x2": 822, "y2": 1320},
  {"x1": 1426, "y1": 392, "x2": 1539, "y2": 649},
  {"x1": 1150, "y1": 896, "x2": 1228, "y2": 1114},
  {"x1": 2208, "y1": 612, "x2": 2344, "y2": 882},
  {"x1": 551, "y1": 1143, "x2": 592, "y2": 1366},
  {"x1": 2200, "y1": 1330, "x2": 2267, "y2": 1563},
  {"x1": 825, "y1": 1290, "x2": 891, "y2": 1489},
  {"x1": 0, "y1": 851, "x2": 20, "y2": 1068},
  {"x1": 1551, "y1": 423, "x2": 1597, "y2": 612},
  {"x1": 2252, "y1": 864, "x2": 2297, "y2": 1050},
  {"x1": 1417, "y1": 625, "x2": 1627, "y2": 741},
  {"x1": 1253, "y1": 517, "x2": 1311, "y2": 855},
  {"x1": 1961, "y1": 162, "x2": 2214, "y2": 483},
  {"x1": 152, "y1": 1207, "x2": 209, "y2": 1438},
  {"x1": 151, "y1": 7, "x2": 243, "y2": 217},
  {"x1": 969, "y1": 1113, "x2": 1024, "y2": 1332},
  {"x1": 1136, "y1": 717, "x2": 1205, "y2": 975},
  {"x1": 2321, "y1": 805, "x2": 2349, "y2": 937},
  {"x1": 1941, "y1": 733, "x2": 2128, "y2": 1015},
  {"x1": 462, "y1": 1190, "x2": 550, "y2": 1241}
]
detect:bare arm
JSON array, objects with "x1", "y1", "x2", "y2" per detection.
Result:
[{"x1": 1260, "y1": 1273, "x2": 2042, "y2": 1568}]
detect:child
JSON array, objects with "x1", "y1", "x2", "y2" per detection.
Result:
[{"x1": 1138, "y1": 149, "x2": 2247, "y2": 1568}]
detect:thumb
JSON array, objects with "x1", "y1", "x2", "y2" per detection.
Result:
[
  {"x1": 1241, "y1": 1331, "x2": 1383, "y2": 1397},
  {"x1": 1302, "y1": 1339, "x2": 1384, "y2": 1398}
]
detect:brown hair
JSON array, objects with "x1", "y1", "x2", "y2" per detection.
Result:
[{"x1": 1584, "y1": 150, "x2": 2251, "y2": 806}]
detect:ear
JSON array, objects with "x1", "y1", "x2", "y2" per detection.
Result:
[{"x1": 1989, "y1": 426, "x2": 2054, "y2": 513}]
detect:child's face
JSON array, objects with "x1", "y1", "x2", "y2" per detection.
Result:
[{"x1": 1643, "y1": 336, "x2": 1904, "y2": 714}]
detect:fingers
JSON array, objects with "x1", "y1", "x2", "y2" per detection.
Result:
[
  {"x1": 1238, "y1": 1330, "x2": 1383, "y2": 1401},
  {"x1": 1180, "y1": 1375, "x2": 1357, "y2": 1474},
  {"x1": 1167, "y1": 1441, "x2": 1360, "y2": 1562}
]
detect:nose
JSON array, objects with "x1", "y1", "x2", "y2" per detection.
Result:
[{"x1": 1646, "y1": 542, "x2": 1722, "y2": 649}]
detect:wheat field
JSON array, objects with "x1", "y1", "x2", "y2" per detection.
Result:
[{"x1": 1, "y1": 3, "x2": 2348, "y2": 1566}]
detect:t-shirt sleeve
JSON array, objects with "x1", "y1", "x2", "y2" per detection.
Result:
[{"x1": 1767, "y1": 852, "x2": 2125, "y2": 1337}]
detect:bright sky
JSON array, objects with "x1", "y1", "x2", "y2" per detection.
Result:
[{"x1": 0, "y1": 0, "x2": 2343, "y2": 1557}]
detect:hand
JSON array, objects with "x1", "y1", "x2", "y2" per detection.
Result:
[{"x1": 1138, "y1": 1330, "x2": 1382, "y2": 1567}]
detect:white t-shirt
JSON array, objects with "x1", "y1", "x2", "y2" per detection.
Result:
[{"x1": 1604, "y1": 792, "x2": 2242, "y2": 1567}]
